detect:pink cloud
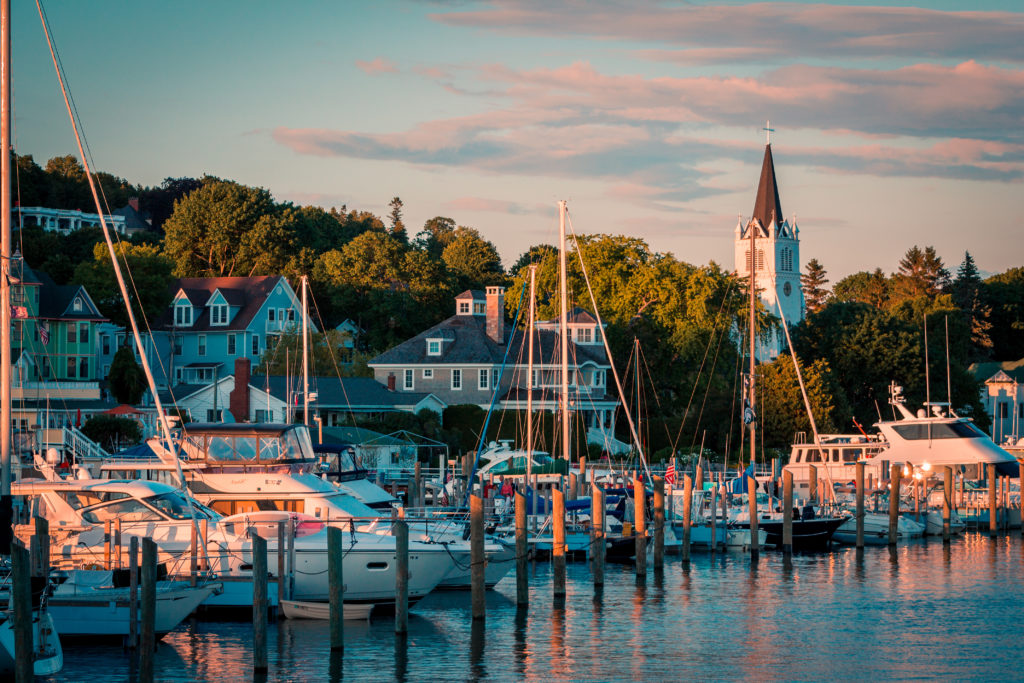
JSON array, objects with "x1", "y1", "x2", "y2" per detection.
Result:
[{"x1": 355, "y1": 57, "x2": 399, "y2": 75}]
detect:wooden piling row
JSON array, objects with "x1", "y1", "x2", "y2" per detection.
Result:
[
  {"x1": 251, "y1": 531, "x2": 268, "y2": 673},
  {"x1": 328, "y1": 526, "x2": 344, "y2": 651},
  {"x1": 553, "y1": 487, "x2": 566, "y2": 597},
  {"x1": 515, "y1": 491, "x2": 528, "y2": 607},
  {"x1": 141, "y1": 538, "x2": 158, "y2": 680},
  {"x1": 681, "y1": 474, "x2": 692, "y2": 563},
  {"x1": 592, "y1": 483, "x2": 605, "y2": 587},
  {"x1": 470, "y1": 495, "x2": 485, "y2": 620}
]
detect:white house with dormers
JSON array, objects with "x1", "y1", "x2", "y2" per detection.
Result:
[
  {"x1": 734, "y1": 141, "x2": 805, "y2": 361},
  {"x1": 369, "y1": 287, "x2": 622, "y2": 449},
  {"x1": 105, "y1": 275, "x2": 314, "y2": 390},
  {"x1": 969, "y1": 359, "x2": 1024, "y2": 448}
]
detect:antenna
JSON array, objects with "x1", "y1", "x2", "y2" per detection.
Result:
[
  {"x1": 945, "y1": 315, "x2": 952, "y2": 411},
  {"x1": 924, "y1": 313, "x2": 930, "y2": 406}
]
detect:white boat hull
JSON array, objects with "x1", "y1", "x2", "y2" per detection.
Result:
[
  {"x1": 832, "y1": 512, "x2": 925, "y2": 545},
  {"x1": 0, "y1": 611, "x2": 63, "y2": 676},
  {"x1": 280, "y1": 599, "x2": 373, "y2": 621}
]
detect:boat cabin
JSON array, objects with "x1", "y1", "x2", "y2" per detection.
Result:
[{"x1": 177, "y1": 423, "x2": 317, "y2": 466}]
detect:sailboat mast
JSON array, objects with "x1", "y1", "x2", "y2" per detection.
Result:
[
  {"x1": 0, "y1": 0, "x2": 11, "y2": 505},
  {"x1": 635, "y1": 338, "x2": 641, "y2": 455},
  {"x1": 559, "y1": 200, "x2": 570, "y2": 462},
  {"x1": 748, "y1": 215, "x2": 757, "y2": 468},
  {"x1": 526, "y1": 264, "x2": 536, "y2": 481},
  {"x1": 924, "y1": 313, "x2": 930, "y2": 406},
  {"x1": 302, "y1": 275, "x2": 309, "y2": 426}
]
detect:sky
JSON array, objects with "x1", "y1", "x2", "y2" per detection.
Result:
[{"x1": 11, "y1": 1, "x2": 1024, "y2": 281}]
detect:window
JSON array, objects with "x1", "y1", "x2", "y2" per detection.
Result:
[
  {"x1": 479, "y1": 368, "x2": 489, "y2": 390},
  {"x1": 252, "y1": 335, "x2": 260, "y2": 356},
  {"x1": 1020, "y1": 404, "x2": 1024, "y2": 419},
  {"x1": 744, "y1": 249, "x2": 766, "y2": 272},
  {"x1": 79, "y1": 323, "x2": 89, "y2": 343},
  {"x1": 175, "y1": 368, "x2": 182, "y2": 382},
  {"x1": 174, "y1": 337, "x2": 182, "y2": 356},
  {"x1": 79, "y1": 357, "x2": 89, "y2": 378},
  {"x1": 174, "y1": 304, "x2": 192, "y2": 327},
  {"x1": 458, "y1": 301, "x2": 470, "y2": 315},
  {"x1": 593, "y1": 370, "x2": 604, "y2": 387},
  {"x1": 999, "y1": 403, "x2": 1009, "y2": 418},
  {"x1": 227, "y1": 333, "x2": 237, "y2": 355},
  {"x1": 67, "y1": 357, "x2": 77, "y2": 378},
  {"x1": 531, "y1": 369, "x2": 538, "y2": 388},
  {"x1": 207, "y1": 409, "x2": 224, "y2": 422},
  {"x1": 576, "y1": 327, "x2": 592, "y2": 343},
  {"x1": 198, "y1": 335, "x2": 207, "y2": 356},
  {"x1": 67, "y1": 325, "x2": 75, "y2": 343},
  {"x1": 101, "y1": 334, "x2": 110, "y2": 355},
  {"x1": 891, "y1": 423, "x2": 984, "y2": 440},
  {"x1": 210, "y1": 304, "x2": 228, "y2": 325},
  {"x1": 473, "y1": 302, "x2": 486, "y2": 315},
  {"x1": 73, "y1": 297, "x2": 83, "y2": 312},
  {"x1": 404, "y1": 369, "x2": 414, "y2": 390},
  {"x1": 427, "y1": 340, "x2": 441, "y2": 356},
  {"x1": 423, "y1": 368, "x2": 433, "y2": 379},
  {"x1": 287, "y1": 309, "x2": 296, "y2": 322},
  {"x1": 451, "y1": 369, "x2": 462, "y2": 390},
  {"x1": 268, "y1": 308, "x2": 276, "y2": 322},
  {"x1": 255, "y1": 409, "x2": 273, "y2": 423}
]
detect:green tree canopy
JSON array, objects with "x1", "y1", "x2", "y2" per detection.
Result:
[
  {"x1": 81, "y1": 415, "x2": 143, "y2": 451},
  {"x1": 441, "y1": 226, "x2": 505, "y2": 290},
  {"x1": 832, "y1": 268, "x2": 890, "y2": 308},
  {"x1": 73, "y1": 242, "x2": 174, "y2": 328},
  {"x1": 890, "y1": 245, "x2": 950, "y2": 304},
  {"x1": 108, "y1": 346, "x2": 147, "y2": 405},
  {"x1": 801, "y1": 258, "x2": 830, "y2": 314},
  {"x1": 755, "y1": 356, "x2": 850, "y2": 450}
]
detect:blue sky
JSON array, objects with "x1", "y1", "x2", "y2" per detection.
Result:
[{"x1": 12, "y1": 1, "x2": 1024, "y2": 280}]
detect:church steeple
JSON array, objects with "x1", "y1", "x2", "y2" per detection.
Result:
[{"x1": 751, "y1": 143, "x2": 783, "y2": 231}]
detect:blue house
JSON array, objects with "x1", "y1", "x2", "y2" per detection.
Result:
[{"x1": 128, "y1": 275, "x2": 315, "y2": 388}]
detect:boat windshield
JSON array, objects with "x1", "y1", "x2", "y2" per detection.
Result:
[
  {"x1": 199, "y1": 428, "x2": 315, "y2": 463},
  {"x1": 83, "y1": 498, "x2": 165, "y2": 524},
  {"x1": 144, "y1": 492, "x2": 200, "y2": 520},
  {"x1": 892, "y1": 422, "x2": 985, "y2": 441}
]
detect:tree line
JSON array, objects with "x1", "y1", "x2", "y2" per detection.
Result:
[{"x1": 13, "y1": 154, "x2": 1024, "y2": 462}]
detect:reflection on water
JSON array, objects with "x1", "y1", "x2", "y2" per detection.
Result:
[{"x1": 42, "y1": 533, "x2": 1024, "y2": 681}]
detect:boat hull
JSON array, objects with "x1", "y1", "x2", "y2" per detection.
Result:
[
  {"x1": 280, "y1": 599, "x2": 373, "y2": 621},
  {"x1": 756, "y1": 517, "x2": 846, "y2": 551}
]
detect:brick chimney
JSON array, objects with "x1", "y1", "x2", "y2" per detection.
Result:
[
  {"x1": 229, "y1": 358, "x2": 251, "y2": 422},
  {"x1": 128, "y1": 197, "x2": 140, "y2": 212},
  {"x1": 486, "y1": 286, "x2": 505, "y2": 343}
]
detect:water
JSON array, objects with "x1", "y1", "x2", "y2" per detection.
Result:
[{"x1": 45, "y1": 533, "x2": 1024, "y2": 681}]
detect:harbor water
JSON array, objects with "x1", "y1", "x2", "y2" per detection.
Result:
[{"x1": 44, "y1": 532, "x2": 1024, "y2": 681}]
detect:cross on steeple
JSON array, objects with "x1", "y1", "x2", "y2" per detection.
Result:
[{"x1": 764, "y1": 119, "x2": 774, "y2": 145}]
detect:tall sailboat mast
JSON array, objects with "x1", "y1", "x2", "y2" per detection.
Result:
[
  {"x1": 749, "y1": 210, "x2": 757, "y2": 468},
  {"x1": 302, "y1": 275, "x2": 309, "y2": 426},
  {"x1": 0, "y1": 0, "x2": 12, "y2": 546},
  {"x1": 526, "y1": 264, "x2": 537, "y2": 483},
  {"x1": 558, "y1": 200, "x2": 570, "y2": 462}
]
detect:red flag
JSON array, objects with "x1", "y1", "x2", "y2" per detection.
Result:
[{"x1": 665, "y1": 462, "x2": 676, "y2": 486}]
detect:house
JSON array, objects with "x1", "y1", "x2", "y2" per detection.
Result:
[
  {"x1": 969, "y1": 358, "x2": 1024, "y2": 445},
  {"x1": 126, "y1": 275, "x2": 313, "y2": 388},
  {"x1": 13, "y1": 205, "x2": 128, "y2": 235},
  {"x1": 112, "y1": 198, "x2": 153, "y2": 236},
  {"x1": 368, "y1": 287, "x2": 620, "y2": 448}
]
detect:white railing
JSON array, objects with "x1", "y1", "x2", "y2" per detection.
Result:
[{"x1": 63, "y1": 426, "x2": 110, "y2": 462}]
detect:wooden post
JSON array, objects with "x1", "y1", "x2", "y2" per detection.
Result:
[
  {"x1": 943, "y1": 466, "x2": 952, "y2": 543},
  {"x1": 913, "y1": 477, "x2": 921, "y2": 524},
  {"x1": 552, "y1": 487, "x2": 566, "y2": 597},
  {"x1": 277, "y1": 521, "x2": 286, "y2": 604},
  {"x1": 783, "y1": 470, "x2": 793, "y2": 554},
  {"x1": 988, "y1": 463, "x2": 998, "y2": 537},
  {"x1": 413, "y1": 460, "x2": 422, "y2": 509},
  {"x1": 681, "y1": 474, "x2": 692, "y2": 563},
  {"x1": 855, "y1": 462, "x2": 865, "y2": 549},
  {"x1": 809, "y1": 464, "x2": 818, "y2": 505},
  {"x1": 395, "y1": 519, "x2": 409, "y2": 634},
  {"x1": 328, "y1": 526, "x2": 344, "y2": 651},
  {"x1": 31, "y1": 516, "x2": 49, "y2": 578},
  {"x1": 579, "y1": 457, "x2": 587, "y2": 492},
  {"x1": 199, "y1": 519, "x2": 208, "y2": 572},
  {"x1": 515, "y1": 490, "x2": 528, "y2": 607},
  {"x1": 695, "y1": 464, "x2": 704, "y2": 492},
  {"x1": 592, "y1": 484, "x2": 605, "y2": 586},
  {"x1": 470, "y1": 494, "x2": 485, "y2": 620},
  {"x1": 129, "y1": 536, "x2": 139, "y2": 650},
  {"x1": 889, "y1": 464, "x2": 901, "y2": 546},
  {"x1": 115, "y1": 518, "x2": 122, "y2": 570},
  {"x1": 140, "y1": 538, "x2": 158, "y2": 681},
  {"x1": 653, "y1": 476, "x2": 665, "y2": 570},
  {"x1": 251, "y1": 531, "x2": 268, "y2": 673},
  {"x1": 634, "y1": 478, "x2": 647, "y2": 580},
  {"x1": 569, "y1": 472, "x2": 578, "y2": 502},
  {"x1": 747, "y1": 475, "x2": 759, "y2": 557},
  {"x1": 11, "y1": 542, "x2": 32, "y2": 683},
  {"x1": 1020, "y1": 462, "x2": 1024, "y2": 539},
  {"x1": 709, "y1": 483, "x2": 718, "y2": 551},
  {"x1": 105, "y1": 519, "x2": 113, "y2": 570}
]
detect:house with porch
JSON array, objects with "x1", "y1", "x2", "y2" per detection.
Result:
[{"x1": 970, "y1": 358, "x2": 1024, "y2": 446}]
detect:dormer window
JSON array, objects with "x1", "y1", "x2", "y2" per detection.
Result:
[
  {"x1": 72, "y1": 297, "x2": 83, "y2": 312},
  {"x1": 174, "y1": 303, "x2": 193, "y2": 327},
  {"x1": 473, "y1": 302, "x2": 485, "y2": 315},
  {"x1": 427, "y1": 340, "x2": 441, "y2": 356},
  {"x1": 576, "y1": 327, "x2": 593, "y2": 344},
  {"x1": 210, "y1": 303, "x2": 229, "y2": 325},
  {"x1": 458, "y1": 301, "x2": 470, "y2": 315}
]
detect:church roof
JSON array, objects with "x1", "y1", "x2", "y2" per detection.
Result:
[{"x1": 751, "y1": 144, "x2": 784, "y2": 230}]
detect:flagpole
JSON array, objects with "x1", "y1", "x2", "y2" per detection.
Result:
[{"x1": 0, "y1": 0, "x2": 13, "y2": 555}]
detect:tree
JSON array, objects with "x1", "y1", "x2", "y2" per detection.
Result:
[
  {"x1": 139, "y1": 177, "x2": 202, "y2": 231},
  {"x1": 162, "y1": 177, "x2": 296, "y2": 277},
  {"x1": 441, "y1": 227, "x2": 505, "y2": 290},
  {"x1": 80, "y1": 415, "x2": 143, "y2": 451},
  {"x1": 985, "y1": 267, "x2": 1024, "y2": 361},
  {"x1": 73, "y1": 241, "x2": 174, "y2": 328},
  {"x1": 255, "y1": 330, "x2": 371, "y2": 378},
  {"x1": 108, "y1": 346, "x2": 147, "y2": 404},
  {"x1": 510, "y1": 244, "x2": 557, "y2": 277},
  {"x1": 755, "y1": 355, "x2": 849, "y2": 449},
  {"x1": 952, "y1": 251, "x2": 993, "y2": 358},
  {"x1": 890, "y1": 245, "x2": 950, "y2": 304},
  {"x1": 413, "y1": 216, "x2": 456, "y2": 257},
  {"x1": 832, "y1": 268, "x2": 890, "y2": 308},
  {"x1": 388, "y1": 197, "x2": 408, "y2": 245},
  {"x1": 801, "y1": 258, "x2": 830, "y2": 314}
]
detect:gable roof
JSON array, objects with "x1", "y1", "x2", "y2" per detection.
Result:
[
  {"x1": 260, "y1": 375, "x2": 440, "y2": 410},
  {"x1": 113, "y1": 202, "x2": 151, "y2": 232},
  {"x1": 155, "y1": 276, "x2": 289, "y2": 332},
  {"x1": 751, "y1": 143, "x2": 784, "y2": 231},
  {"x1": 11, "y1": 256, "x2": 43, "y2": 286},
  {"x1": 370, "y1": 312, "x2": 609, "y2": 367},
  {"x1": 36, "y1": 271, "x2": 106, "y2": 321}
]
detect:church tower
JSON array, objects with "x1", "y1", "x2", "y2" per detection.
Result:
[{"x1": 733, "y1": 138, "x2": 804, "y2": 360}]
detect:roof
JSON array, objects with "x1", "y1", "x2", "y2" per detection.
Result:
[
  {"x1": 260, "y1": 375, "x2": 438, "y2": 409},
  {"x1": 455, "y1": 289, "x2": 485, "y2": 300},
  {"x1": 155, "y1": 276, "x2": 287, "y2": 333},
  {"x1": 158, "y1": 383, "x2": 207, "y2": 404},
  {"x1": 370, "y1": 312, "x2": 609, "y2": 367},
  {"x1": 751, "y1": 143, "x2": 784, "y2": 230},
  {"x1": 113, "y1": 202, "x2": 151, "y2": 232},
  {"x1": 538, "y1": 306, "x2": 598, "y2": 326},
  {"x1": 11, "y1": 256, "x2": 43, "y2": 286},
  {"x1": 36, "y1": 270, "x2": 106, "y2": 321},
  {"x1": 970, "y1": 358, "x2": 1024, "y2": 383},
  {"x1": 184, "y1": 362, "x2": 224, "y2": 368},
  {"x1": 320, "y1": 425, "x2": 406, "y2": 446},
  {"x1": 103, "y1": 404, "x2": 147, "y2": 416}
]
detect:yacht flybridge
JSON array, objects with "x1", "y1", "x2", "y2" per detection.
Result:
[{"x1": 785, "y1": 382, "x2": 1020, "y2": 494}]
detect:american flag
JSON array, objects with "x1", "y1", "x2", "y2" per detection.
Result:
[
  {"x1": 665, "y1": 462, "x2": 676, "y2": 486},
  {"x1": 39, "y1": 321, "x2": 50, "y2": 345}
]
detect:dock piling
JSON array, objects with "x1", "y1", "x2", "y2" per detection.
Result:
[
  {"x1": 190, "y1": 521, "x2": 198, "y2": 587},
  {"x1": 855, "y1": 462, "x2": 865, "y2": 549},
  {"x1": 681, "y1": 474, "x2": 692, "y2": 563},
  {"x1": 809, "y1": 464, "x2": 818, "y2": 505},
  {"x1": 413, "y1": 461, "x2": 422, "y2": 508},
  {"x1": 782, "y1": 470, "x2": 793, "y2": 554},
  {"x1": 634, "y1": 478, "x2": 647, "y2": 580},
  {"x1": 395, "y1": 519, "x2": 409, "y2": 634},
  {"x1": 592, "y1": 484, "x2": 605, "y2": 587},
  {"x1": 129, "y1": 536, "x2": 139, "y2": 650},
  {"x1": 988, "y1": 463, "x2": 998, "y2": 538},
  {"x1": 515, "y1": 490, "x2": 528, "y2": 607},
  {"x1": 328, "y1": 526, "x2": 344, "y2": 651},
  {"x1": 470, "y1": 494, "x2": 485, "y2": 620},
  {"x1": 251, "y1": 531, "x2": 268, "y2": 673},
  {"x1": 747, "y1": 475, "x2": 759, "y2": 558},
  {"x1": 141, "y1": 538, "x2": 158, "y2": 681},
  {"x1": 12, "y1": 541, "x2": 32, "y2": 683},
  {"x1": 553, "y1": 487, "x2": 566, "y2": 597},
  {"x1": 943, "y1": 466, "x2": 952, "y2": 543},
  {"x1": 653, "y1": 476, "x2": 664, "y2": 571},
  {"x1": 889, "y1": 464, "x2": 901, "y2": 546}
]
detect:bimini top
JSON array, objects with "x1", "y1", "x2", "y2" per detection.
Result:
[
  {"x1": 182, "y1": 422, "x2": 300, "y2": 437},
  {"x1": 180, "y1": 423, "x2": 316, "y2": 465}
]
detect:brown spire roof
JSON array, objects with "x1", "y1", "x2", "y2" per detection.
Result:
[{"x1": 751, "y1": 144, "x2": 783, "y2": 229}]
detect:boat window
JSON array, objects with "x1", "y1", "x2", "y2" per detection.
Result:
[
  {"x1": 793, "y1": 451, "x2": 802, "y2": 463},
  {"x1": 489, "y1": 459, "x2": 511, "y2": 475},
  {"x1": 533, "y1": 455, "x2": 555, "y2": 465},
  {"x1": 235, "y1": 437, "x2": 259, "y2": 461},
  {"x1": 58, "y1": 491, "x2": 129, "y2": 509},
  {"x1": 259, "y1": 437, "x2": 282, "y2": 461},
  {"x1": 208, "y1": 436, "x2": 235, "y2": 461},
  {"x1": 83, "y1": 499, "x2": 164, "y2": 524},
  {"x1": 805, "y1": 449, "x2": 822, "y2": 463},
  {"x1": 144, "y1": 493, "x2": 196, "y2": 520},
  {"x1": 892, "y1": 422, "x2": 984, "y2": 440},
  {"x1": 842, "y1": 449, "x2": 862, "y2": 463}
]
